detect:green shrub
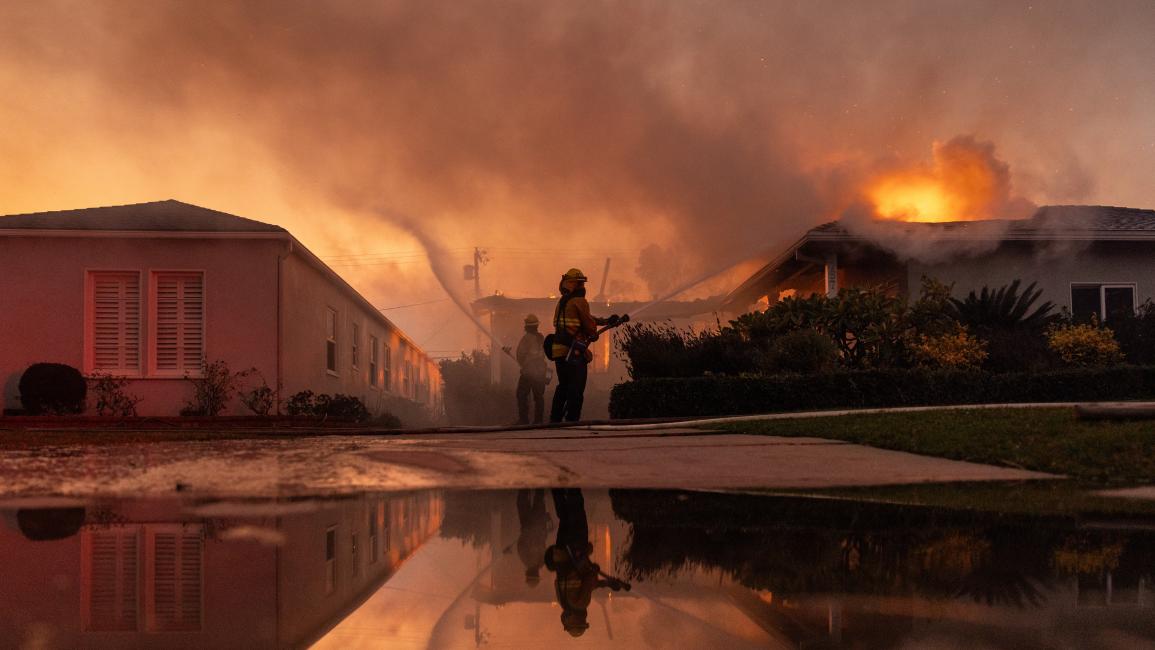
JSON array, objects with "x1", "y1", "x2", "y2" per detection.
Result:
[
  {"x1": 1106, "y1": 301, "x2": 1155, "y2": 364},
  {"x1": 238, "y1": 371, "x2": 276, "y2": 416},
  {"x1": 911, "y1": 325, "x2": 988, "y2": 370},
  {"x1": 88, "y1": 373, "x2": 142, "y2": 417},
  {"x1": 19, "y1": 363, "x2": 86, "y2": 415},
  {"x1": 181, "y1": 359, "x2": 252, "y2": 416},
  {"x1": 1047, "y1": 322, "x2": 1124, "y2": 367},
  {"x1": 767, "y1": 329, "x2": 838, "y2": 374},
  {"x1": 439, "y1": 351, "x2": 518, "y2": 424},
  {"x1": 609, "y1": 366, "x2": 1155, "y2": 419},
  {"x1": 284, "y1": 390, "x2": 370, "y2": 421},
  {"x1": 616, "y1": 322, "x2": 756, "y2": 379}
]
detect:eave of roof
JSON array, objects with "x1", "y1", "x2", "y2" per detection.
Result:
[{"x1": 721, "y1": 205, "x2": 1155, "y2": 308}]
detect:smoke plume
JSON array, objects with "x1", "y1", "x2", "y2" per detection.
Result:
[{"x1": 2, "y1": 1, "x2": 1155, "y2": 348}]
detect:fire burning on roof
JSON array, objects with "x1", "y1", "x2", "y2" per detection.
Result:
[{"x1": 864, "y1": 136, "x2": 1035, "y2": 224}]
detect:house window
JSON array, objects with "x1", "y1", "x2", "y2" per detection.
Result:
[
  {"x1": 86, "y1": 271, "x2": 142, "y2": 376},
  {"x1": 383, "y1": 343, "x2": 392, "y2": 391},
  {"x1": 1071, "y1": 284, "x2": 1136, "y2": 322},
  {"x1": 325, "y1": 527, "x2": 337, "y2": 594},
  {"x1": 369, "y1": 335, "x2": 379, "y2": 387},
  {"x1": 351, "y1": 322, "x2": 360, "y2": 369},
  {"x1": 151, "y1": 272, "x2": 205, "y2": 376},
  {"x1": 82, "y1": 527, "x2": 140, "y2": 631},
  {"x1": 326, "y1": 309, "x2": 338, "y2": 373},
  {"x1": 350, "y1": 531, "x2": 360, "y2": 578},
  {"x1": 145, "y1": 526, "x2": 203, "y2": 632},
  {"x1": 368, "y1": 505, "x2": 379, "y2": 563}
]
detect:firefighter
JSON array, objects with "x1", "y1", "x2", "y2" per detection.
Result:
[
  {"x1": 549, "y1": 268, "x2": 605, "y2": 423},
  {"x1": 515, "y1": 313, "x2": 549, "y2": 424}
]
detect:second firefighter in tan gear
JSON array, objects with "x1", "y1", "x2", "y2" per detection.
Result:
[{"x1": 515, "y1": 313, "x2": 549, "y2": 425}]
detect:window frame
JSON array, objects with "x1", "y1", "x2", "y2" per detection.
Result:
[
  {"x1": 369, "y1": 334, "x2": 379, "y2": 387},
  {"x1": 325, "y1": 526, "x2": 338, "y2": 595},
  {"x1": 383, "y1": 341, "x2": 392, "y2": 392},
  {"x1": 84, "y1": 269, "x2": 144, "y2": 377},
  {"x1": 1070, "y1": 282, "x2": 1137, "y2": 322},
  {"x1": 351, "y1": 321, "x2": 360, "y2": 370},
  {"x1": 148, "y1": 270, "x2": 207, "y2": 378},
  {"x1": 326, "y1": 308, "x2": 339, "y2": 376}
]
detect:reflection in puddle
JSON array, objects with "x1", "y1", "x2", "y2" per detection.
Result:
[{"x1": 2, "y1": 489, "x2": 1154, "y2": 648}]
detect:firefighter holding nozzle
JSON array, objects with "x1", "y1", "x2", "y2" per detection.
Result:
[{"x1": 547, "y1": 268, "x2": 627, "y2": 423}]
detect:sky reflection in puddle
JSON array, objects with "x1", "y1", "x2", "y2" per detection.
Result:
[{"x1": 2, "y1": 489, "x2": 1154, "y2": 649}]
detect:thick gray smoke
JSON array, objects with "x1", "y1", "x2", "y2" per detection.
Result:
[{"x1": 3, "y1": 0, "x2": 1155, "y2": 346}]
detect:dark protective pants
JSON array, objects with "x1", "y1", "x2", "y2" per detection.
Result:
[
  {"x1": 516, "y1": 374, "x2": 546, "y2": 424},
  {"x1": 549, "y1": 360, "x2": 588, "y2": 423}
]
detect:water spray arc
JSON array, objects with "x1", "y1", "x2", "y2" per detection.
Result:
[{"x1": 381, "y1": 210, "x2": 514, "y2": 361}]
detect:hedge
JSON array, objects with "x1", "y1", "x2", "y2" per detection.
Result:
[{"x1": 609, "y1": 365, "x2": 1155, "y2": 419}]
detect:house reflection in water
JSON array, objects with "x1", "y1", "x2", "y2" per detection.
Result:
[
  {"x1": 5, "y1": 488, "x2": 1155, "y2": 648},
  {"x1": 0, "y1": 492, "x2": 443, "y2": 649}
]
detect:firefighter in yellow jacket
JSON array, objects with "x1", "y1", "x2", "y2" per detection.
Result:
[{"x1": 549, "y1": 268, "x2": 607, "y2": 422}]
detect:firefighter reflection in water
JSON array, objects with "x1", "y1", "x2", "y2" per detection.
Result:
[
  {"x1": 544, "y1": 488, "x2": 630, "y2": 637},
  {"x1": 515, "y1": 488, "x2": 553, "y2": 586}
]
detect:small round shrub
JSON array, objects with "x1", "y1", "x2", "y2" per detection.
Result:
[
  {"x1": 912, "y1": 325, "x2": 989, "y2": 370},
  {"x1": 19, "y1": 363, "x2": 87, "y2": 415},
  {"x1": 767, "y1": 329, "x2": 839, "y2": 374},
  {"x1": 1047, "y1": 323, "x2": 1124, "y2": 367}
]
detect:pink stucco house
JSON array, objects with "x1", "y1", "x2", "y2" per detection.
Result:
[{"x1": 0, "y1": 200, "x2": 441, "y2": 417}]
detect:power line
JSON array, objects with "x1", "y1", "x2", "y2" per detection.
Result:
[{"x1": 377, "y1": 298, "x2": 452, "y2": 311}]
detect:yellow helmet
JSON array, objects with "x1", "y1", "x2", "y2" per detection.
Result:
[
  {"x1": 562, "y1": 268, "x2": 588, "y2": 282},
  {"x1": 524, "y1": 314, "x2": 540, "y2": 326}
]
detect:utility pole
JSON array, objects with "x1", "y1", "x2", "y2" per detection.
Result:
[
  {"x1": 466, "y1": 246, "x2": 500, "y2": 385},
  {"x1": 465, "y1": 247, "x2": 489, "y2": 353},
  {"x1": 473, "y1": 246, "x2": 484, "y2": 300}
]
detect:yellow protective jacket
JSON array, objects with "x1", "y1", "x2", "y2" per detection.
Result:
[{"x1": 552, "y1": 295, "x2": 599, "y2": 361}]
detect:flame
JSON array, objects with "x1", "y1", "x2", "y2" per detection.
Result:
[
  {"x1": 869, "y1": 175, "x2": 956, "y2": 223},
  {"x1": 865, "y1": 136, "x2": 1028, "y2": 223}
]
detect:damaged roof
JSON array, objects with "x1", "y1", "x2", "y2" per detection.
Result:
[
  {"x1": 724, "y1": 205, "x2": 1155, "y2": 309},
  {"x1": 0, "y1": 200, "x2": 287, "y2": 233},
  {"x1": 806, "y1": 205, "x2": 1155, "y2": 239}
]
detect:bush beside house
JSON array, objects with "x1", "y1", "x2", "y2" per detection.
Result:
[
  {"x1": 18, "y1": 363, "x2": 87, "y2": 415},
  {"x1": 611, "y1": 278, "x2": 1155, "y2": 419},
  {"x1": 610, "y1": 366, "x2": 1155, "y2": 419}
]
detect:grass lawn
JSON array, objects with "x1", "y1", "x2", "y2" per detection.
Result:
[{"x1": 715, "y1": 407, "x2": 1155, "y2": 485}]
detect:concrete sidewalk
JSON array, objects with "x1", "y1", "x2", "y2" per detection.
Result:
[{"x1": 0, "y1": 426, "x2": 1057, "y2": 497}]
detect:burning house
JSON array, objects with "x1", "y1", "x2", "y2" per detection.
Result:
[
  {"x1": 723, "y1": 205, "x2": 1155, "y2": 322},
  {"x1": 0, "y1": 200, "x2": 442, "y2": 417}
]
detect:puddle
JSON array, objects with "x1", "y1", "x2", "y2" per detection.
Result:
[{"x1": 2, "y1": 488, "x2": 1154, "y2": 649}]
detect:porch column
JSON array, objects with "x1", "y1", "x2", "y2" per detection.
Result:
[{"x1": 824, "y1": 253, "x2": 838, "y2": 298}]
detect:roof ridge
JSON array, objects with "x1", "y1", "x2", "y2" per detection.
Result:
[
  {"x1": 0, "y1": 200, "x2": 286, "y2": 233},
  {"x1": 0, "y1": 199, "x2": 180, "y2": 219}
]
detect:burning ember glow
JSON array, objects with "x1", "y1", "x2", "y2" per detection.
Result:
[
  {"x1": 869, "y1": 175, "x2": 955, "y2": 223},
  {"x1": 865, "y1": 136, "x2": 1031, "y2": 223}
]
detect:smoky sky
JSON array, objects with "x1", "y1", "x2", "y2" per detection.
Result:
[{"x1": 3, "y1": 1, "x2": 1155, "y2": 347}]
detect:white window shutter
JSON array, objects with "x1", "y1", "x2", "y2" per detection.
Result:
[
  {"x1": 90, "y1": 272, "x2": 141, "y2": 374},
  {"x1": 154, "y1": 273, "x2": 205, "y2": 375}
]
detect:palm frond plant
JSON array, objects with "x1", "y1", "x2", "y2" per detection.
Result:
[{"x1": 948, "y1": 280, "x2": 1058, "y2": 334}]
